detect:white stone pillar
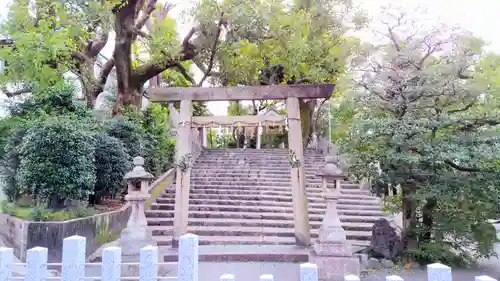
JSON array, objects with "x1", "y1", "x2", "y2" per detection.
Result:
[
  {"x1": 257, "y1": 124, "x2": 262, "y2": 149},
  {"x1": 202, "y1": 127, "x2": 207, "y2": 147},
  {"x1": 286, "y1": 97, "x2": 311, "y2": 246},
  {"x1": 173, "y1": 99, "x2": 193, "y2": 247}
]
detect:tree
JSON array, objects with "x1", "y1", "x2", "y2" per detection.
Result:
[
  {"x1": 0, "y1": 0, "x2": 222, "y2": 113},
  {"x1": 16, "y1": 116, "x2": 96, "y2": 209},
  {"x1": 191, "y1": 0, "x2": 367, "y2": 146},
  {"x1": 338, "y1": 12, "x2": 500, "y2": 265}
]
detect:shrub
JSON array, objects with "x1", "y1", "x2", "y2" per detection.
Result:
[
  {"x1": 16, "y1": 116, "x2": 96, "y2": 209},
  {"x1": 117, "y1": 106, "x2": 176, "y2": 175},
  {"x1": 7, "y1": 81, "x2": 90, "y2": 119},
  {"x1": 92, "y1": 133, "x2": 132, "y2": 204},
  {"x1": 103, "y1": 116, "x2": 145, "y2": 158},
  {"x1": 1, "y1": 126, "x2": 27, "y2": 202}
]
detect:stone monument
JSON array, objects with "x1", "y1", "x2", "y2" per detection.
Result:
[
  {"x1": 309, "y1": 156, "x2": 360, "y2": 280},
  {"x1": 120, "y1": 156, "x2": 156, "y2": 274}
]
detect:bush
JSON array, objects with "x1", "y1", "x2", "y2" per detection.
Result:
[
  {"x1": 121, "y1": 105, "x2": 176, "y2": 175},
  {"x1": 1, "y1": 126, "x2": 27, "y2": 202},
  {"x1": 103, "y1": 117, "x2": 145, "y2": 158},
  {"x1": 7, "y1": 81, "x2": 91, "y2": 119},
  {"x1": 15, "y1": 116, "x2": 96, "y2": 209},
  {"x1": 92, "y1": 133, "x2": 132, "y2": 204}
]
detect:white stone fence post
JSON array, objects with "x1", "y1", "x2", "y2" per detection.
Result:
[{"x1": 0, "y1": 234, "x2": 497, "y2": 281}]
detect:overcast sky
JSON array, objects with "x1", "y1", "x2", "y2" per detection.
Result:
[{"x1": 1, "y1": 0, "x2": 499, "y2": 115}]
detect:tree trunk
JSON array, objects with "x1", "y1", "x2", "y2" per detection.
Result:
[
  {"x1": 401, "y1": 184, "x2": 418, "y2": 263},
  {"x1": 49, "y1": 197, "x2": 66, "y2": 210},
  {"x1": 299, "y1": 99, "x2": 316, "y2": 149},
  {"x1": 421, "y1": 198, "x2": 436, "y2": 242},
  {"x1": 112, "y1": 0, "x2": 138, "y2": 115}
]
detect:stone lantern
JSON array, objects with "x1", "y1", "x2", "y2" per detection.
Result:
[
  {"x1": 120, "y1": 156, "x2": 157, "y2": 257},
  {"x1": 309, "y1": 156, "x2": 360, "y2": 281}
]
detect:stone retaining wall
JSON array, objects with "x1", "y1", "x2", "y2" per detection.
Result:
[{"x1": 0, "y1": 205, "x2": 130, "y2": 262}]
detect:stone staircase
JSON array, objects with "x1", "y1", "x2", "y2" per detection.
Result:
[{"x1": 146, "y1": 148, "x2": 384, "y2": 249}]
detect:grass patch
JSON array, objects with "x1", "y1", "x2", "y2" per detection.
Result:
[{"x1": 0, "y1": 201, "x2": 95, "y2": 221}]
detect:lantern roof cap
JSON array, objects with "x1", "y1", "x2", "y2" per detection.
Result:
[
  {"x1": 124, "y1": 156, "x2": 154, "y2": 180},
  {"x1": 317, "y1": 155, "x2": 345, "y2": 178}
]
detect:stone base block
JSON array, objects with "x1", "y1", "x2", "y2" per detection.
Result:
[
  {"x1": 313, "y1": 241, "x2": 352, "y2": 256},
  {"x1": 120, "y1": 227, "x2": 156, "y2": 256},
  {"x1": 309, "y1": 253, "x2": 360, "y2": 281}
]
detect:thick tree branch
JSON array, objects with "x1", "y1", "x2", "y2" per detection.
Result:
[
  {"x1": 0, "y1": 38, "x2": 14, "y2": 47},
  {"x1": 197, "y1": 13, "x2": 224, "y2": 87},
  {"x1": 132, "y1": 24, "x2": 198, "y2": 86},
  {"x1": 135, "y1": 0, "x2": 159, "y2": 30},
  {"x1": 1, "y1": 86, "x2": 32, "y2": 97},
  {"x1": 96, "y1": 58, "x2": 115, "y2": 93},
  {"x1": 313, "y1": 98, "x2": 330, "y2": 132},
  {"x1": 173, "y1": 62, "x2": 195, "y2": 85},
  {"x1": 443, "y1": 160, "x2": 482, "y2": 172},
  {"x1": 73, "y1": 51, "x2": 90, "y2": 62},
  {"x1": 193, "y1": 58, "x2": 221, "y2": 77},
  {"x1": 89, "y1": 32, "x2": 110, "y2": 57},
  {"x1": 447, "y1": 101, "x2": 475, "y2": 114}
]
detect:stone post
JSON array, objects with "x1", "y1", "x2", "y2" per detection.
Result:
[
  {"x1": 286, "y1": 97, "x2": 311, "y2": 246},
  {"x1": 120, "y1": 156, "x2": 156, "y2": 272},
  {"x1": 173, "y1": 99, "x2": 193, "y2": 247},
  {"x1": 202, "y1": 127, "x2": 207, "y2": 147},
  {"x1": 256, "y1": 123, "x2": 262, "y2": 149},
  {"x1": 310, "y1": 157, "x2": 359, "y2": 280}
]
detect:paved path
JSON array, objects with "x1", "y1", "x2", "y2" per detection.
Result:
[
  {"x1": 85, "y1": 241, "x2": 500, "y2": 281},
  {"x1": 83, "y1": 260, "x2": 500, "y2": 281}
]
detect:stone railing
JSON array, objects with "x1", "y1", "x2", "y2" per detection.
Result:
[{"x1": 145, "y1": 168, "x2": 176, "y2": 209}]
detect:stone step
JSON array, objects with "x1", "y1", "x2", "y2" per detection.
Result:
[
  {"x1": 153, "y1": 234, "x2": 371, "y2": 247},
  {"x1": 147, "y1": 217, "x2": 375, "y2": 231},
  {"x1": 201, "y1": 149, "x2": 319, "y2": 154},
  {"x1": 200, "y1": 150, "x2": 323, "y2": 154},
  {"x1": 189, "y1": 174, "x2": 343, "y2": 180},
  {"x1": 197, "y1": 154, "x2": 325, "y2": 158},
  {"x1": 189, "y1": 170, "x2": 325, "y2": 176},
  {"x1": 195, "y1": 159, "x2": 324, "y2": 164},
  {"x1": 150, "y1": 226, "x2": 372, "y2": 241},
  {"x1": 157, "y1": 194, "x2": 379, "y2": 204},
  {"x1": 175, "y1": 185, "x2": 325, "y2": 194},
  {"x1": 187, "y1": 182, "x2": 369, "y2": 194},
  {"x1": 149, "y1": 204, "x2": 384, "y2": 216},
  {"x1": 145, "y1": 210, "x2": 384, "y2": 223},
  {"x1": 155, "y1": 198, "x2": 381, "y2": 210},
  {"x1": 162, "y1": 188, "x2": 371, "y2": 197},
  {"x1": 190, "y1": 180, "x2": 360, "y2": 189},
  {"x1": 192, "y1": 166, "x2": 324, "y2": 170}
]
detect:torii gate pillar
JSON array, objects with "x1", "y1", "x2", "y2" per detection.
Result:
[{"x1": 287, "y1": 97, "x2": 311, "y2": 246}]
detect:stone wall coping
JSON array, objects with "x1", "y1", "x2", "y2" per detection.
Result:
[
  {"x1": 2, "y1": 203, "x2": 131, "y2": 224},
  {"x1": 148, "y1": 168, "x2": 176, "y2": 193}
]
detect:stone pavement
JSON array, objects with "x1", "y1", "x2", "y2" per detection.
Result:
[
  {"x1": 84, "y1": 241, "x2": 500, "y2": 281},
  {"x1": 84, "y1": 260, "x2": 500, "y2": 281}
]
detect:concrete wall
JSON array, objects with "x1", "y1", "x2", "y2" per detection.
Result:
[{"x1": 0, "y1": 205, "x2": 131, "y2": 262}]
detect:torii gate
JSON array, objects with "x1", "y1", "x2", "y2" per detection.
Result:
[{"x1": 148, "y1": 84, "x2": 334, "y2": 247}]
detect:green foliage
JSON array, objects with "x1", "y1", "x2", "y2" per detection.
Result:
[
  {"x1": 16, "y1": 116, "x2": 96, "y2": 209},
  {"x1": 92, "y1": 133, "x2": 132, "y2": 201},
  {"x1": 1, "y1": 126, "x2": 27, "y2": 201},
  {"x1": 0, "y1": 0, "x2": 113, "y2": 89},
  {"x1": 120, "y1": 104, "x2": 176, "y2": 175},
  {"x1": 207, "y1": 132, "x2": 232, "y2": 148},
  {"x1": 337, "y1": 20, "x2": 500, "y2": 265},
  {"x1": 7, "y1": 81, "x2": 90, "y2": 118},
  {"x1": 103, "y1": 116, "x2": 145, "y2": 159},
  {"x1": 193, "y1": 0, "x2": 365, "y2": 87}
]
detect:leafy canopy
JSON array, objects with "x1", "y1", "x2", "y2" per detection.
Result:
[{"x1": 337, "y1": 16, "x2": 500, "y2": 265}]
